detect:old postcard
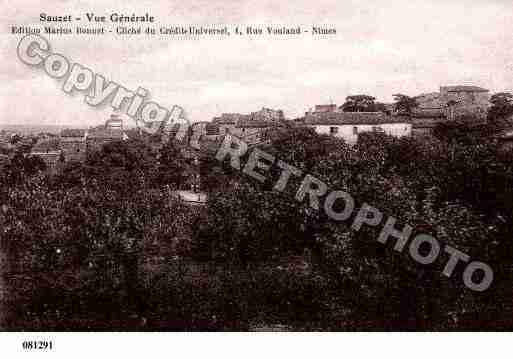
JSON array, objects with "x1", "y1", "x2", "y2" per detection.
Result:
[{"x1": 1, "y1": 0, "x2": 513, "y2": 356}]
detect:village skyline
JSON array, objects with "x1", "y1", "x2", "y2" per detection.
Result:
[
  {"x1": 0, "y1": 82, "x2": 504, "y2": 131},
  {"x1": 3, "y1": 0, "x2": 513, "y2": 128}
]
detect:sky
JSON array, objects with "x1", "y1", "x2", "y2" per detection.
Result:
[{"x1": 1, "y1": 0, "x2": 513, "y2": 127}]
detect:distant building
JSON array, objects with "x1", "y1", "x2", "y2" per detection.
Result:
[
  {"x1": 235, "y1": 119, "x2": 277, "y2": 145},
  {"x1": 304, "y1": 112, "x2": 411, "y2": 145},
  {"x1": 310, "y1": 104, "x2": 338, "y2": 114},
  {"x1": 212, "y1": 113, "x2": 244, "y2": 136},
  {"x1": 86, "y1": 114, "x2": 126, "y2": 151},
  {"x1": 415, "y1": 85, "x2": 490, "y2": 121},
  {"x1": 250, "y1": 107, "x2": 285, "y2": 121},
  {"x1": 211, "y1": 107, "x2": 285, "y2": 144},
  {"x1": 59, "y1": 129, "x2": 87, "y2": 162},
  {"x1": 440, "y1": 86, "x2": 490, "y2": 110},
  {"x1": 410, "y1": 85, "x2": 491, "y2": 136}
]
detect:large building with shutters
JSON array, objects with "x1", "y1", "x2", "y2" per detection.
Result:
[{"x1": 303, "y1": 110, "x2": 411, "y2": 145}]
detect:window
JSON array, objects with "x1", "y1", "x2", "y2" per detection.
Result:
[
  {"x1": 353, "y1": 126, "x2": 358, "y2": 135},
  {"x1": 329, "y1": 126, "x2": 339, "y2": 135}
]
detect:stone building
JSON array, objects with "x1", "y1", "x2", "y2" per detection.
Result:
[
  {"x1": 411, "y1": 85, "x2": 491, "y2": 136},
  {"x1": 440, "y1": 86, "x2": 490, "y2": 108},
  {"x1": 235, "y1": 119, "x2": 277, "y2": 145},
  {"x1": 86, "y1": 115, "x2": 126, "y2": 151},
  {"x1": 212, "y1": 113, "x2": 244, "y2": 136},
  {"x1": 441, "y1": 85, "x2": 490, "y2": 120},
  {"x1": 304, "y1": 112, "x2": 411, "y2": 145},
  {"x1": 415, "y1": 85, "x2": 490, "y2": 121},
  {"x1": 211, "y1": 107, "x2": 285, "y2": 144},
  {"x1": 250, "y1": 107, "x2": 285, "y2": 121},
  {"x1": 309, "y1": 104, "x2": 338, "y2": 114}
]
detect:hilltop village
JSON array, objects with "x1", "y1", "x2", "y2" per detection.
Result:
[{"x1": 1, "y1": 84, "x2": 510, "y2": 175}]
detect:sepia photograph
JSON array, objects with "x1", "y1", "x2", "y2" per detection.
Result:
[{"x1": 1, "y1": 0, "x2": 513, "y2": 356}]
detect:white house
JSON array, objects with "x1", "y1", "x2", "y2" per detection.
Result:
[{"x1": 304, "y1": 112, "x2": 412, "y2": 145}]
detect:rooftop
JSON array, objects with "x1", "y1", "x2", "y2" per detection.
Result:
[
  {"x1": 303, "y1": 112, "x2": 410, "y2": 126},
  {"x1": 61, "y1": 129, "x2": 87, "y2": 138},
  {"x1": 236, "y1": 119, "x2": 280, "y2": 128},
  {"x1": 442, "y1": 85, "x2": 489, "y2": 93},
  {"x1": 412, "y1": 108, "x2": 446, "y2": 119}
]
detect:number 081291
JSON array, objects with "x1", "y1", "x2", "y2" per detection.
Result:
[{"x1": 22, "y1": 341, "x2": 53, "y2": 350}]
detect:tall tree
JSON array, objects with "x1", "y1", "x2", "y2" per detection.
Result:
[
  {"x1": 393, "y1": 94, "x2": 418, "y2": 115},
  {"x1": 341, "y1": 95, "x2": 377, "y2": 112},
  {"x1": 156, "y1": 140, "x2": 189, "y2": 188}
]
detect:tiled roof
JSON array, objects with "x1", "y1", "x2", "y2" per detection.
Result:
[
  {"x1": 303, "y1": 112, "x2": 409, "y2": 125},
  {"x1": 443, "y1": 86, "x2": 489, "y2": 93},
  {"x1": 412, "y1": 108, "x2": 446, "y2": 119},
  {"x1": 61, "y1": 129, "x2": 86, "y2": 137},
  {"x1": 236, "y1": 119, "x2": 278, "y2": 128},
  {"x1": 214, "y1": 109, "x2": 283, "y2": 125}
]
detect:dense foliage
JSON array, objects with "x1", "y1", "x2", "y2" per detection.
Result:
[
  {"x1": 197, "y1": 124, "x2": 513, "y2": 330},
  {"x1": 1, "y1": 114, "x2": 513, "y2": 330}
]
